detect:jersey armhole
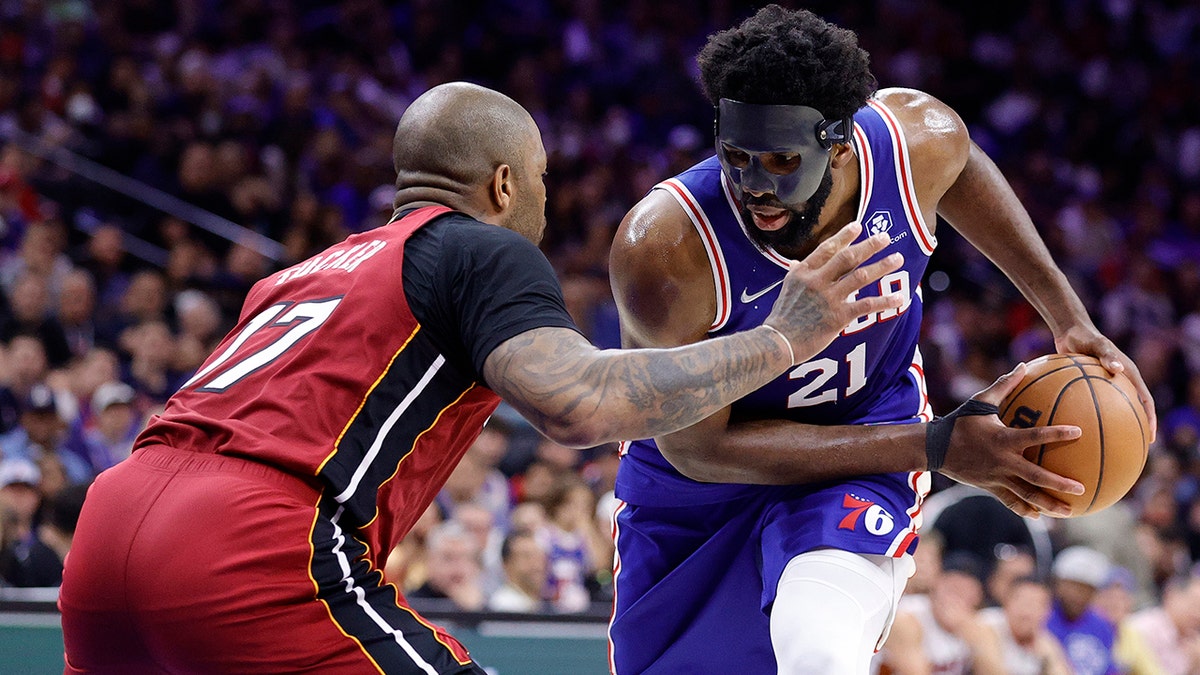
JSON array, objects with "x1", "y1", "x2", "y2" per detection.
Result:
[{"x1": 652, "y1": 179, "x2": 731, "y2": 332}]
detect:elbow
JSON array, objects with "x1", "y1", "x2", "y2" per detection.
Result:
[
  {"x1": 660, "y1": 447, "x2": 730, "y2": 483},
  {"x1": 536, "y1": 415, "x2": 612, "y2": 449}
]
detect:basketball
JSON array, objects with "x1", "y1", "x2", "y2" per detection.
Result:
[{"x1": 998, "y1": 353, "x2": 1150, "y2": 517}]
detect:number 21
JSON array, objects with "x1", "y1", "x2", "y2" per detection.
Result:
[{"x1": 786, "y1": 342, "x2": 867, "y2": 407}]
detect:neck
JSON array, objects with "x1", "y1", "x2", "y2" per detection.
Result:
[{"x1": 814, "y1": 146, "x2": 862, "y2": 241}]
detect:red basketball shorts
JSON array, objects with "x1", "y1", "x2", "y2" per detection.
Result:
[{"x1": 59, "y1": 445, "x2": 484, "y2": 674}]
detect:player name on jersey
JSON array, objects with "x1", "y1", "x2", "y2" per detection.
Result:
[{"x1": 275, "y1": 240, "x2": 388, "y2": 285}]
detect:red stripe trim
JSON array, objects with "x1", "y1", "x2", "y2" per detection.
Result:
[
  {"x1": 853, "y1": 124, "x2": 872, "y2": 217},
  {"x1": 867, "y1": 101, "x2": 935, "y2": 254},
  {"x1": 661, "y1": 180, "x2": 731, "y2": 329},
  {"x1": 893, "y1": 531, "x2": 918, "y2": 557}
]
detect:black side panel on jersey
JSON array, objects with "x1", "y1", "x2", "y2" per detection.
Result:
[{"x1": 318, "y1": 327, "x2": 473, "y2": 527}]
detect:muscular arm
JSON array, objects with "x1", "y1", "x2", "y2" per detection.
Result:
[
  {"x1": 928, "y1": 92, "x2": 1156, "y2": 438},
  {"x1": 483, "y1": 323, "x2": 789, "y2": 448},
  {"x1": 483, "y1": 213, "x2": 904, "y2": 449}
]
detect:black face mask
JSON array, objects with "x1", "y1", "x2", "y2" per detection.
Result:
[{"x1": 715, "y1": 98, "x2": 850, "y2": 207}]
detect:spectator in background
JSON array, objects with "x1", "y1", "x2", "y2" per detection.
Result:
[
  {"x1": 56, "y1": 268, "x2": 98, "y2": 359},
  {"x1": 0, "y1": 481, "x2": 87, "y2": 587},
  {"x1": 68, "y1": 381, "x2": 138, "y2": 474},
  {"x1": 408, "y1": 521, "x2": 486, "y2": 612},
  {"x1": 1093, "y1": 566, "x2": 1165, "y2": 675},
  {"x1": 1048, "y1": 546, "x2": 1119, "y2": 675},
  {"x1": 119, "y1": 319, "x2": 188, "y2": 404},
  {"x1": 96, "y1": 269, "x2": 168, "y2": 347},
  {"x1": 984, "y1": 545, "x2": 1038, "y2": 609},
  {"x1": 383, "y1": 502, "x2": 442, "y2": 596},
  {"x1": 450, "y1": 503, "x2": 505, "y2": 597},
  {"x1": 0, "y1": 458, "x2": 42, "y2": 558},
  {"x1": 0, "y1": 336, "x2": 52, "y2": 425},
  {"x1": 488, "y1": 530, "x2": 550, "y2": 613},
  {"x1": 74, "y1": 225, "x2": 130, "y2": 315},
  {"x1": 0, "y1": 273, "x2": 71, "y2": 367},
  {"x1": 1128, "y1": 574, "x2": 1200, "y2": 675},
  {"x1": 171, "y1": 289, "x2": 223, "y2": 373},
  {"x1": 437, "y1": 423, "x2": 512, "y2": 530},
  {"x1": 0, "y1": 384, "x2": 90, "y2": 484},
  {"x1": 878, "y1": 552, "x2": 1006, "y2": 675},
  {"x1": 0, "y1": 221, "x2": 72, "y2": 301},
  {"x1": 977, "y1": 576, "x2": 1073, "y2": 675},
  {"x1": 540, "y1": 477, "x2": 606, "y2": 613}
]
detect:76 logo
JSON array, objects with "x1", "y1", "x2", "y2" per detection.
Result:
[{"x1": 837, "y1": 493, "x2": 895, "y2": 535}]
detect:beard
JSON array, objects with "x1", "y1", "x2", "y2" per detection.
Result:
[{"x1": 740, "y1": 167, "x2": 834, "y2": 254}]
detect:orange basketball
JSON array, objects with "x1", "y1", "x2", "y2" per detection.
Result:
[{"x1": 998, "y1": 353, "x2": 1149, "y2": 517}]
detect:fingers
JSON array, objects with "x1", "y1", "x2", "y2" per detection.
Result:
[
  {"x1": 833, "y1": 253, "x2": 904, "y2": 299},
  {"x1": 1018, "y1": 423, "x2": 1083, "y2": 451},
  {"x1": 1008, "y1": 447, "x2": 1085, "y2": 496},
  {"x1": 998, "y1": 484, "x2": 1075, "y2": 519},
  {"x1": 800, "y1": 221, "x2": 864, "y2": 270},
  {"x1": 845, "y1": 289, "x2": 904, "y2": 319},
  {"x1": 1122, "y1": 360, "x2": 1158, "y2": 443},
  {"x1": 971, "y1": 361, "x2": 1028, "y2": 405},
  {"x1": 823, "y1": 231, "x2": 892, "y2": 281}
]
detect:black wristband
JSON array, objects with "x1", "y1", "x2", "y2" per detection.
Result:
[{"x1": 925, "y1": 399, "x2": 1000, "y2": 472}]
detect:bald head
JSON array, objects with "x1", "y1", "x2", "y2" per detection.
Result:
[{"x1": 393, "y1": 82, "x2": 538, "y2": 197}]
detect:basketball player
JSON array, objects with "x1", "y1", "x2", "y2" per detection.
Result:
[
  {"x1": 607, "y1": 6, "x2": 1155, "y2": 674},
  {"x1": 58, "y1": 82, "x2": 908, "y2": 674}
]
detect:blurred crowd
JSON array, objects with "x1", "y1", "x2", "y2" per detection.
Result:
[{"x1": 0, "y1": 0, "x2": 1199, "y2": 667}]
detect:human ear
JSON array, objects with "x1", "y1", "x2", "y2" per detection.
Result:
[{"x1": 489, "y1": 164, "x2": 513, "y2": 212}]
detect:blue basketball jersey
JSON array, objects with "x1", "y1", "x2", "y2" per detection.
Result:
[{"x1": 616, "y1": 100, "x2": 936, "y2": 508}]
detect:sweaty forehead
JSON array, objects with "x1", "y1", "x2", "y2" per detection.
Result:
[{"x1": 717, "y1": 99, "x2": 827, "y2": 153}]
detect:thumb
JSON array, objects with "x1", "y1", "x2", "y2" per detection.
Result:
[{"x1": 973, "y1": 362, "x2": 1028, "y2": 406}]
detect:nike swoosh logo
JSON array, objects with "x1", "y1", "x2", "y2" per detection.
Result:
[{"x1": 740, "y1": 279, "x2": 784, "y2": 304}]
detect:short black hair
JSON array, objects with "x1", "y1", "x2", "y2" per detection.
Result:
[{"x1": 697, "y1": 4, "x2": 875, "y2": 121}]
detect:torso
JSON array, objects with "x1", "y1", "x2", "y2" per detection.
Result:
[
  {"x1": 615, "y1": 98, "x2": 935, "y2": 505},
  {"x1": 136, "y1": 206, "x2": 501, "y2": 554}
]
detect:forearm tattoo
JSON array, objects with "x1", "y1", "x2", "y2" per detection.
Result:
[{"x1": 484, "y1": 327, "x2": 787, "y2": 443}]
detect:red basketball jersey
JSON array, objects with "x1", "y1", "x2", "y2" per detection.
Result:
[{"x1": 136, "y1": 206, "x2": 501, "y2": 555}]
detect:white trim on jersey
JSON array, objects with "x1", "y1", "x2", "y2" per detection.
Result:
[
  {"x1": 909, "y1": 346, "x2": 934, "y2": 423},
  {"x1": 866, "y1": 100, "x2": 937, "y2": 257},
  {"x1": 327, "y1": 505, "x2": 439, "y2": 675},
  {"x1": 333, "y1": 354, "x2": 446, "y2": 504},
  {"x1": 884, "y1": 347, "x2": 933, "y2": 557},
  {"x1": 655, "y1": 179, "x2": 733, "y2": 331},
  {"x1": 719, "y1": 172, "x2": 793, "y2": 270},
  {"x1": 607, "y1": 500, "x2": 630, "y2": 675},
  {"x1": 853, "y1": 122, "x2": 876, "y2": 222},
  {"x1": 885, "y1": 470, "x2": 931, "y2": 557}
]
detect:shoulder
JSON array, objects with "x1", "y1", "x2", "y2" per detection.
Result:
[
  {"x1": 610, "y1": 188, "x2": 716, "y2": 347},
  {"x1": 611, "y1": 188, "x2": 701, "y2": 268},
  {"x1": 872, "y1": 88, "x2": 971, "y2": 194}
]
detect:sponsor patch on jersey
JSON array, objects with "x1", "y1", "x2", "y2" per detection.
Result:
[{"x1": 867, "y1": 210, "x2": 893, "y2": 236}]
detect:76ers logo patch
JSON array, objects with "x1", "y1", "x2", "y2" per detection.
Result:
[{"x1": 838, "y1": 493, "x2": 895, "y2": 535}]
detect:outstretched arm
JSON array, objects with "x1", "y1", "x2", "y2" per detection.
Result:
[
  {"x1": 933, "y1": 111, "x2": 1156, "y2": 441},
  {"x1": 484, "y1": 221, "x2": 904, "y2": 449}
]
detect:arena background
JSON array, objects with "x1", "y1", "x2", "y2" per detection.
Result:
[{"x1": 0, "y1": 0, "x2": 1197, "y2": 672}]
